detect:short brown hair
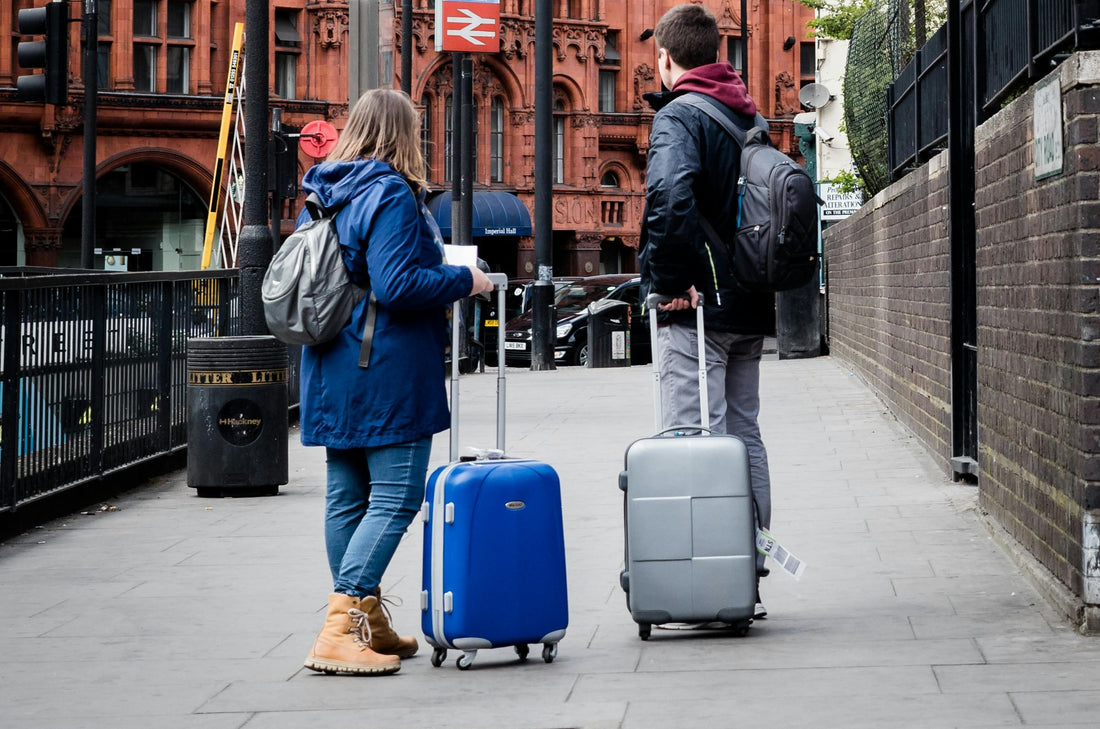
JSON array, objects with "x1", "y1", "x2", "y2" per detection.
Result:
[
  {"x1": 328, "y1": 88, "x2": 427, "y2": 191},
  {"x1": 654, "y1": 4, "x2": 720, "y2": 70}
]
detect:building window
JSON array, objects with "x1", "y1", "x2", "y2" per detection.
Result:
[
  {"x1": 275, "y1": 10, "x2": 301, "y2": 100},
  {"x1": 167, "y1": 1, "x2": 191, "y2": 38},
  {"x1": 134, "y1": 45, "x2": 157, "y2": 92},
  {"x1": 98, "y1": 0, "x2": 112, "y2": 34},
  {"x1": 601, "y1": 171, "x2": 620, "y2": 187},
  {"x1": 471, "y1": 96, "x2": 479, "y2": 181},
  {"x1": 800, "y1": 41, "x2": 816, "y2": 87},
  {"x1": 445, "y1": 95, "x2": 454, "y2": 182},
  {"x1": 599, "y1": 71, "x2": 617, "y2": 113},
  {"x1": 134, "y1": 0, "x2": 157, "y2": 37},
  {"x1": 421, "y1": 97, "x2": 433, "y2": 180},
  {"x1": 166, "y1": 46, "x2": 189, "y2": 93},
  {"x1": 132, "y1": 1, "x2": 194, "y2": 94},
  {"x1": 166, "y1": 2, "x2": 193, "y2": 94},
  {"x1": 553, "y1": 100, "x2": 565, "y2": 184},
  {"x1": 275, "y1": 54, "x2": 297, "y2": 99},
  {"x1": 726, "y1": 36, "x2": 743, "y2": 74},
  {"x1": 96, "y1": 0, "x2": 112, "y2": 90},
  {"x1": 490, "y1": 97, "x2": 504, "y2": 183}
]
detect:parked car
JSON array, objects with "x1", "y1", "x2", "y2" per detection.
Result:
[
  {"x1": 480, "y1": 277, "x2": 579, "y2": 365},
  {"x1": 501, "y1": 274, "x2": 651, "y2": 366}
]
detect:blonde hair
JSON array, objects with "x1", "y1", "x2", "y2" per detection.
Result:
[{"x1": 328, "y1": 88, "x2": 427, "y2": 191}]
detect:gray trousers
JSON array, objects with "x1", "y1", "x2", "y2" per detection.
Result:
[{"x1": 657, "y1": 322, "x2": 772, "y2": 573}]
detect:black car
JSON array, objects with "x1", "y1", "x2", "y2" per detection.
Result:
[
  {"x1": 501, "y1": 274, "x2": 651, "y2": 366},
  {"x1": 479, "y1": 277, "x2": 580, "y2": 365}
]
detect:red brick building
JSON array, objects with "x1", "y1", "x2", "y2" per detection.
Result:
[{"x1": 0, "y1": 0, "x2": 814, "y2": 275}]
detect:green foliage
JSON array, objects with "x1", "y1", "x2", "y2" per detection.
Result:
[
  {"x1": 823, "y1": 169, "x2": 867, "y2": 197},
  {"x1": 843, "y1": 7, "x2": 893, "y2": 196},
  {"x1": 798, "y1": 0, "x2": 878, "y2": 40}
]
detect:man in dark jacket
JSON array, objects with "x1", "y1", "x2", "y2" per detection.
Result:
[{"x1": 639, "y1": 2, "x2": 773, "y2": 619}]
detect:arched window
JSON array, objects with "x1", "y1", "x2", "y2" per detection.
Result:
[
  {"x1": 445, "y1": 95, "x2": 454, "y2": 182},
  {"x1": 420, "y1": 95, "x2": 433, "y2": 180},
  {"x1": 553, "y1": 100, "x2": 566, "y2": 184},
  {"x1": 601, "y1": 171, "x2": 620, "y2": 187},
  {"x1": 490, "y1": 98, "x2": 505, "y2": 183}
]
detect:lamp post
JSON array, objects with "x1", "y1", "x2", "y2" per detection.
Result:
[
  {"x1": 239, "y1": 0, "x2": 272, "y2": 334},
  {"x1": 82, "y1": 0, "x2": 97, "y2": 269},
  {"x1": 530, "y1": 0, "x2": 554, "y2": 370}
]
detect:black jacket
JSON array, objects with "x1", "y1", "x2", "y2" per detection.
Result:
[{"x1": 639, "y1": 80, "x2": 776, "y2": 336}]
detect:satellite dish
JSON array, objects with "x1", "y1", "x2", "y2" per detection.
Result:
[{"x1": 798, "y1": 83, "x2": 833, "y2": 109}]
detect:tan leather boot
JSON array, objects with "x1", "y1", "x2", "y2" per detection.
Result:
[
  {"x1": 362, "y1": 594, "x2": 419, "y2": 658},
  {"x1": 303, "y1": 593, "x2": 401, "y2": 675}
]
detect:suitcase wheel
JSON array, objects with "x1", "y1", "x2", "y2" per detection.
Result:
[
  {"x1": 638, "y1": 623, "x2": 652, "y2": 641},
  {"x1": 541, "y1": 643, "x2": 558, "y2": 663},
  {"x1": 456, "y1": 651, "x2": 476, "y2": 670},
  {"x1": 515, "y1": 644, "x2": 530, "y2": 662},
  {"x1": 733, "y1": 622, "x2": 751, "y2": 638},
  {"x1": 430, "y1": 647, "x2": 447, "y2": 668}
]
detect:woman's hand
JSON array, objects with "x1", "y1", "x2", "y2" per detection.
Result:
[{"x1": 467, "y1": 266, "x2": 494, "y2": 296}]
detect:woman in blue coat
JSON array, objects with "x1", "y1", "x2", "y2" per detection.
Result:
[{"x1": 299, "y1": 89, "x2": 492, "y2": 676}]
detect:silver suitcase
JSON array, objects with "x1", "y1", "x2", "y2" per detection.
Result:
[{"x1": 619, "y1": 295, "x2": 756, "y2": 640}]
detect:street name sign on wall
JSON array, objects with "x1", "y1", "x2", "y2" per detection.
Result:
[
  {"x1": 1033, "y1": 74, "x2": 1063, "y2": 180},
  {"x1": 436, "y1": 0, "x2": 501, "y2": 53}
]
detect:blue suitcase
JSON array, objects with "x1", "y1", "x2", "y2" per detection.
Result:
[{"x1": 421, "y1": 276, "x2": 569, "y2": 670}]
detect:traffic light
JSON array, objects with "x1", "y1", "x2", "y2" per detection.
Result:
[{"x1": 17, "y1": 2, "x2": 70, "y2": 105}]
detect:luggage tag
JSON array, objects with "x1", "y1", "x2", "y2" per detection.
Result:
[
  {"x1": 461, "y1": 447, "x2": 504, "y2": 462},
  {"x1": 755, "y1": 528, "x2": 807, "y2": 580}
]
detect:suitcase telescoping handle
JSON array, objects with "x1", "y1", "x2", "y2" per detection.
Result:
[
  {"x1": 450, "y1": 272, "x2": 510, "y2": 462},
  {"x1": 645, "y1": 292, "x2": 709, "y2": 434}
]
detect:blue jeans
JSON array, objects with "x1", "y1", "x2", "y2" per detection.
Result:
[{"x1": 324, "y1": 438, "x2": 431, "y2": 597}]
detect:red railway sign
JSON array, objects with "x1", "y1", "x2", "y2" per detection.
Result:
[{"x1": 436, "y1": 0, "x2": 501, "y2": 53}]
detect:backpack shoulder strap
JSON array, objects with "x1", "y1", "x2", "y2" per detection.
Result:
[
  {"x1": 304, "y1": 192, "x2": 329, "y2": 221},
  {"x1": 670, "y1": 92, "x2": 769, "y2": 148}
]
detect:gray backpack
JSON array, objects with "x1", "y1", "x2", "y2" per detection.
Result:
[
  {"x1": 262, "y1": 193, "x2": 377, "y2": 366},
  {"x1": 672, "y1": 93, "x2": 821, "y2": 293}
]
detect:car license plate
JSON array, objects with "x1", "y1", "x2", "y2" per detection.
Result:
[
  {"x1": 504, "y1": 341, "x2": 526, "y2": 351},
  {"x1": 484, "y1": 319, "x2": 499, "y2": 327}
]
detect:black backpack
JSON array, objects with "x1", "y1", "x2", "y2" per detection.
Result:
[{"x1": 672, "y1": 93, "x2": 821, "y2": 293}]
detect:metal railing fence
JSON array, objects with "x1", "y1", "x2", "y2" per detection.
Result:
[
  {"x1": 888, "y1": 24, "x2": 950, "y2": 179},
  {"x1": 0, "y1": 268, "x2": 266, "y2": 513},
  {"x1": 886, "y1": 0, "x2": 1100, "y2": 180}
]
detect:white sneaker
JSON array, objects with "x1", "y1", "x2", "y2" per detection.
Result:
[{"x1": 754, "y1": 602, "x2": 768, "y2": 620}]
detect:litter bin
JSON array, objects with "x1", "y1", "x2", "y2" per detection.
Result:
[
  {"x1": 187, "y1": 335, "x2": 288, "y2": 497},
  {"x1": 586, "y1": 299, "x2": 631, "y2": 368}
]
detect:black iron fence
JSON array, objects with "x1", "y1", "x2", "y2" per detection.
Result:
[
  {"x1": 888, "y1": 0, "x2": 1100, "y2": 179},
  {"x1": 888, "y1": 24, "x2": 949, "y2": 181},
  {"x1": 0, "y1": 268, "x2": 298, "y2": 513}
]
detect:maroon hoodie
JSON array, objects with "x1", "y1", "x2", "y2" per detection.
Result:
[{"x1": 671, "y1": 62, "x2": 756, "y2": 117}]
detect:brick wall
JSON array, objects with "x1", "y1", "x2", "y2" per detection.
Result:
[
  {"x1": 973, "y1": 57, "x2": 1100, "y2": 602},
  {"x1": 824, "y1": 152, "x2": 954, "y2": 468},
  {"x1": 824, "y1": 52, "x2": 1100, "y2": 625}
]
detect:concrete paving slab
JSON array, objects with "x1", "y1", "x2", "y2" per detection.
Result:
[
  {"x1": 1009, "y1": 690, "x2": 1100, "y2": 726},
  {"x1": 619, "y1": 693, "x2": 1022, "y2": 729},
  {"x1": 3, "y1": 357, "x2": 1099, "y2": 729}
]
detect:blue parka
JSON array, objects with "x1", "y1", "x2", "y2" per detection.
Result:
[{"x1": 296, "y1": 159, "x2": 472, "y2": 449}]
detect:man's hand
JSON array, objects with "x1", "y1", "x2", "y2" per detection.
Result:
[{"x1": 657, "y1": 285, "x2": 699, "y2": 311}]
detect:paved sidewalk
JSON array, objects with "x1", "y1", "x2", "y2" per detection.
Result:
[{"x1": 3, "y1": 356, "x2": 1099, "y2": 729}]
